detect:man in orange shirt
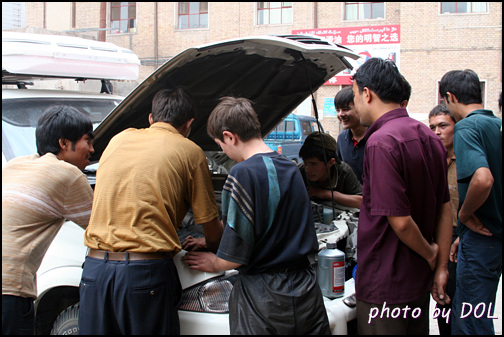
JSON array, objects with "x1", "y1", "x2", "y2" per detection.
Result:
[{"x1": 79, "y1": 88, "x2": 223, "y2": 335}]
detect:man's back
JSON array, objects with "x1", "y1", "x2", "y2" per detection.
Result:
[
  {"x1": 84, "y1": 122, "x2": 219, "y2": 253},
  {"x1": 2, "y1": 153, "x2": 92, "y2": 298},
  {"x1": 217, "y1": 152, "x2": 318, "y2": 273}
]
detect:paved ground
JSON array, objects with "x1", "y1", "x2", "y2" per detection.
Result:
[{"x1": 429, "y1": 275, "x2": 502, "y2": 335}]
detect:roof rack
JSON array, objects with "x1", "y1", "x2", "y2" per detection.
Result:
[{"x1": 2, "y1": 31, "x2": 140, "y2": 83}]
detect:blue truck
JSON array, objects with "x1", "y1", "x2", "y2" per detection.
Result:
[{"x1": 265, "y1": 113, "x2": 324, "y2": 163}]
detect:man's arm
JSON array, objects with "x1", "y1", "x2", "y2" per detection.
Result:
[
  {"x1": 307, "y1": 186, "x2": 362, "y2": 209},
  {"x1": 387, "y1": 215, "x2": 438, "y2": 270},
  {"x1": 182, "y1": 251, "x2": 241, "y2": 273},
  {"x1": 431, "y1": 201, "x2": 453, "y2": 305},
  {"x1": 458, "y1": 167, "x2": 494, "y2": 236},
  {"x1": 64, "y1": 175, "x2": 94, "y2": 229},
  {"x1": 200, "y1": 216, "x2": 224, "y2": 253}
]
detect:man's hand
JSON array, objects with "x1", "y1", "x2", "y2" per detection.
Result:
[
  {"x1": 431, "y1": 267, "x2": 450, "y2": 306},
  {"x1": 306, "y1": 185, "x2": 328, "y2": 199},
  {"x1": 182, "y1": 236, "x2": 206, "y2": 251},
  {"x1": 181, "y1": 251, "x2": 241, "y2": 273},
  {"x1": 426, "y1": 242, "x2": 439, "y2": 271},
  {"x1": 182, "y1": 251, "x2": 218, "y2": 273},
  {"x1": 388, "y1": 215, "x2": 439, "y2": 271},
  {"x1": 460, "y1": 214, "x2": 492, "y2": 236},
  {"x1": 450, "y1": 237, "x2": 460, "y2": 263}
]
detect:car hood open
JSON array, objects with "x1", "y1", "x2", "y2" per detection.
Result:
[{"x1": 90, "y1": 35, "x2": 359, "y2": 162}]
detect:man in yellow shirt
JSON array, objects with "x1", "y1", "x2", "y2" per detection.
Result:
[{"x1": 79, "y1": 88, "x2": 223, "y2": 335}]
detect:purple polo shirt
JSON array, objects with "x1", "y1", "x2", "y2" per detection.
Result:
[{"x1": 355, "y1": 108, "x2": 449, "y2": 304}]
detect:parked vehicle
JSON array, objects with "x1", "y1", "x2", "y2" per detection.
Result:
[
  {"x1": 265, "y1": 113, "x2": 323, "y2": 163},
  {"x1": 3, "y1": 33, "x2": 360, "y2": 335}
]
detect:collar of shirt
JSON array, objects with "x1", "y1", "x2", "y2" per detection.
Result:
[
  {"x1": 150, "y1": 121, "x2": 179, "y2": 134},
  {"x1": 344, "y1": 129, "x2": 363, "y2": 147},
  {"x1": 466, "y1": 109, "x2": 494, "y2": 118},
  {"x1": 363, "y1": 107, "x2": 409, "y2": 142},
  {"x1": 448, "y1": 155, "x2": 456, "y2": 168}
]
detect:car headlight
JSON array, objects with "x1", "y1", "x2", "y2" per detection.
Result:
[{"x1": 179, "y1": 271, "x2": 238, "y2": 313}]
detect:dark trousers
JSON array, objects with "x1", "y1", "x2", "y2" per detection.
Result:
[
  {"x1": 78, "y1": 255, "x2": 182, "y2": 335},
  {"x1": 229, "y1": 265, "x2": 331, "y2": 335},
  {"x1": 2, "y1": 295, "x2": 35, "y2": 335},
  {"x1": 451, "y1": 231, "x2": 502, "y2": 335}
]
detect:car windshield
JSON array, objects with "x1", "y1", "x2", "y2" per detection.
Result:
[{"x1": 2, "y1": 97, "x2": 121, "y2": 162}]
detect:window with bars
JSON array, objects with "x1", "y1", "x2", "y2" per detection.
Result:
[
  {"x1": 345, "y1": 2, "x2": 384, "y2": 20},
  {"x1": 257, "y1": 2, "x2": 293, "y2": 25},
  {"x1": 178, "y1": 2, "x2": 208, "y2": 29},
  {"x1": 440, "y1": 2, "x2": 487, "y2": 14},
  {"x1": 110, "y1": 2, "x2": 136, "y2": 34}
]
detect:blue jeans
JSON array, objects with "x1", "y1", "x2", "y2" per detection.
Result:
[
  {"x1": 451, "y1": 230, "x2": 502, "y2": 335},
  {"x1": 78, "y1": 255, "x2": 181, "y2": 335}
]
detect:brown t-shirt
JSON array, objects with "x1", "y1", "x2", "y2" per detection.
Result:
[
  {"x1": 447, "y1": 156, "x2": 459, "y2": 229},
  {"x1": 2, "y1": 153, "x2": 93, "y2": 298}
]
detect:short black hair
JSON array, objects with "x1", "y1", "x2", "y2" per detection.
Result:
[
  {"x1": 439, "y1": 69, "x2": 482, "y2": 105},
  {"x1": 299, "y1": 133, "x2": 341, "y2": 165},
  {"x1": 351, "y1": 57, "x2": 407, "y2": 104},
  {"x1": 151, "y1": 87, "x2": 195, "y2": 128},
  {"x1": 36, "y1": 105, "x2": 93, "y2": 156},
  {"x1": 400, "y1": 74, "x2": 412, "y2": 103},
  {"x1": 334, "y1": 86, "x2": 354, "y2": 111},
  {"x1": 428, "y1": 104, "x2": 456, "y2": 123}
]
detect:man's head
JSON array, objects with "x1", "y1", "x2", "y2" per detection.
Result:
[
  {"x1": 439, "y1": 70, "x2": 482, "y2": 106},
  {"x1": 428, "y1": 104, "x2": 456, "y2": 151},
  {"x1": 334, "y1": 86, "x2": 359, "y2": 130},
  {"x1": 351, "y1": 58, "x2": 410, "y2": 126},
  {"x1": 439, "y1": 70, "x2": 482, "y2": 120},
  {"x1": 299, "y1": 132, "x2": 340, "y2": 184},
  {"x1": 352, "y1": 58, "x2": 407, "y2": 104},
  {"x1": 207, "y1": 97, "x2": 262, "y2": 161},
  {"x1": 150, "y1": 87, "x2": 196, "y2": 129},
  {"x1": 207, "y1": 96, "x2": 261, "y2": 143},
  {"x1": 36, "y1": 105, "x2": 94, "y2": 170}
]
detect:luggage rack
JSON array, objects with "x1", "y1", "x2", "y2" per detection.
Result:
[{"x1": 2, "y1": 31, "x2": 140, "y2": 82}]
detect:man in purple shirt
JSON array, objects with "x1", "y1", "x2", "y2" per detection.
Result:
[{"x1": 351, "y1": 58, "x2": 453, "y2": 334}]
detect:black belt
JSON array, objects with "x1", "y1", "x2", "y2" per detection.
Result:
[{"x1": 88, "y1": 249, "x2": 173, "y2": 261}]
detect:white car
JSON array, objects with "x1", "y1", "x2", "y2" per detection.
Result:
[{"x1": 3, "y1": 33, "x2": 360, "y2": 335}]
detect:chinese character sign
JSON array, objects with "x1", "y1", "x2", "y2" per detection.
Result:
[{"x1": 292, "y1": 25, "x2": 401, "y2": 85}]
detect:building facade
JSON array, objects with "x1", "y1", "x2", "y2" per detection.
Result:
[{"x1": 17, "y1": 2, "x2": 503, "y2": 134}]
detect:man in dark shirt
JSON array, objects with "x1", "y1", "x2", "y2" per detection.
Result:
[
  {"x1": 183, "y1": 97, "x2": 330, "y2": 335},
  {"x1": 335, "y1": 86, "x2": 367, "y2": 184},
  {"x1": 440, "y1": 69, "x2": 502, "y2": 335},
  {"x1": 352, "y1": 58, "x2": 452, "y2": 335},
  {"x1": 299, "y1": 131, "x2": 362, "y2": 210}
]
